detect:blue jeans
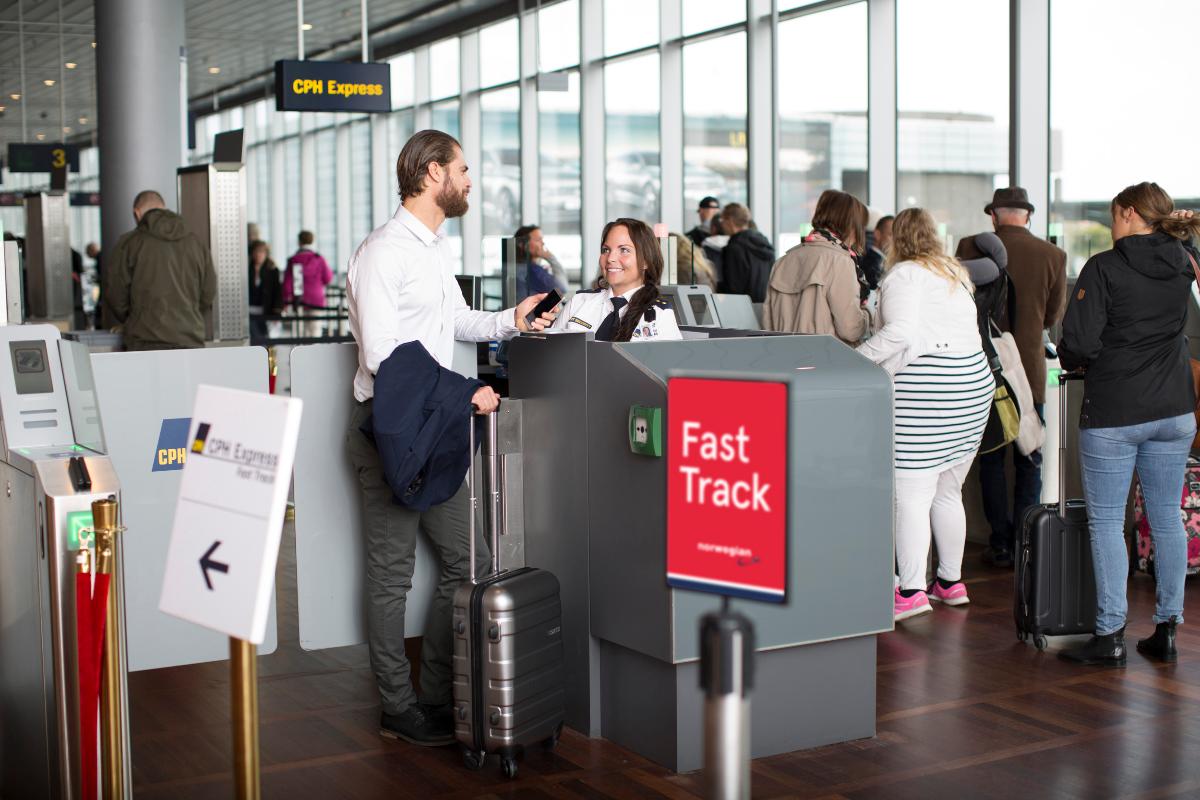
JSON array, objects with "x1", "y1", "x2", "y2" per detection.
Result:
[
  {"x1": 979, "y1": 404, "x2": 1044, "y2": 552},
  {"x1": 1079, "y1": 412, "x2": 1195, "y2": 634}
]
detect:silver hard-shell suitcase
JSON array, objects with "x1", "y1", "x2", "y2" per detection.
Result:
[{"x1": 452, "y1": 409, "x2": 565, "y2": 779}]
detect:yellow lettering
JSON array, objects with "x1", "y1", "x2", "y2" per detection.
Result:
[
  {"x1": 292, "y1": 78, "x2": 305, "y2": 95},
  {"x1": 51, "y1": 148, "x2": 66, "y2": 169},
  {"x1": 158, "y1": 449, "x2": 168, "y2": 465}
]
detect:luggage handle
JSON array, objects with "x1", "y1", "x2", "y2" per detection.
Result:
[
  {"x1": 467, "y1": 403, "x2": 503, "y2": 584},
  {"x1": 1057, "y1": 371, "x2": 1085, "y2": 517}
]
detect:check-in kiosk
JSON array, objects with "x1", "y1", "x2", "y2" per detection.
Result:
[
  {"x1": 0, "y1": 324, "x2": 131, "y2": 799},
  {"x1": 509, "y1": 332, "x2": 893, "y2": 771},
  {"x1": 24, "y1": 192, "x2": 73, "y2": 322},
  {"x1": 178, "y1": 128, "x2": 249, "y2": 343}
]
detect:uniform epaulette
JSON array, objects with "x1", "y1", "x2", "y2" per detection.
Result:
[
  {"x1": 577, "y1": 287, "x2": 602, "y2": 294},
  {"x1": 655, "y1": 297, "x2": 672, "y2": 308}
]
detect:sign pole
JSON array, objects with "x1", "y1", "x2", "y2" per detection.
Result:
[
  {"x1": 700, "y1": 602, "x2": 754, "y2": 800},
  {"x1": 230, "y1": 637, "x2": 261, "y2": 800},
  {"x1": 93, "y1": 498, "x2": 127, "y2": 800}
]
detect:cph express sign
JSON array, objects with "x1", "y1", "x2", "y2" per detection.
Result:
[{"x1": 666, "y1": 377, "x2": 788, "y2": 603}]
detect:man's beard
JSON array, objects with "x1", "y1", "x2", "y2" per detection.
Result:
[{"x1": 437, "y1": 181, "x2": 469, "y2": 218}]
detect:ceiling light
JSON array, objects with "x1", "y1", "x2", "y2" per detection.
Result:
[
  {"x1": 208, "y1": 66, "x2": 220, "y2": 75},
  {"x1": 10, "y1": 93, "x2": 19, "y2": 101},
  {"x1": 302, "y1": 22, "x2": 313, "y2": 30},
  {"x1": 79, "y1": 116, "x2": 88, "y2": 125},
  {"x1": 0, "y1": 106, "x2": 6, "y2": 113},
  {"x1": 35, "y1": 133, "x2": 45, "y2": 141},
  {"x1": 63, "y1": 126, "x2": 72, "y2": 134},
  {"x1": 44, "y1": 79, "x2": 55, "y2": 87},
  {"x1": 91, "y1": 41, "x2": 96, "y2": 48},
  {"x1": 65, "y1": 62, "x2": 77, "y2": 70}
]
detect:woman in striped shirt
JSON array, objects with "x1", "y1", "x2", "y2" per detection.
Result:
[{"x1": 857, "y1": 208, "x2": 996, "y2": 622}]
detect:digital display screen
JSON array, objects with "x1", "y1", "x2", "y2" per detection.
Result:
[
  {"x1": 10, "y1": 340, "x2": 53, "y2": 395},
  {"x1": 689, "y1": 293, "x2": 715, "y2": 326}
]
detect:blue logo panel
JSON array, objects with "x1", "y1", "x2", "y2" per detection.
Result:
[{"x1": 152, "y1": 417, "x2": 192, "y2": 472}]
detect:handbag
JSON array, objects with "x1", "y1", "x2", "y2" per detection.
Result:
[{"x1": 1184, "y1": 251, "x2": 1200, "y2": 450}]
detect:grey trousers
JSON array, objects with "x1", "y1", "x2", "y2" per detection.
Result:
[{"x1": 346, "y1": 399, "x2": 489, "y2": 715}]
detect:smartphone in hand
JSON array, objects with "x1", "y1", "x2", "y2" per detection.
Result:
[{"x1": 525, "y1": 290, "x2": 563, "y2": 327}]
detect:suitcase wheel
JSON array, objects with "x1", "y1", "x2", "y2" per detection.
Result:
[
  {"x1": 1035, "y1": 635, "x2": 1048, "y2": 651},
  {"x1": 462, "y1": 748, "x2": 486, "y2": 771},
  {"x1": 502, "y1": 756, "x2": 518, "y2": 780},
  {"x1": 543, "y1": 722, "x2": 563, "y2": 752}
]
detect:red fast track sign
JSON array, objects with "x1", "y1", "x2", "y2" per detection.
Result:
[{"x1": 666, "y1": 377, "x2": 788, "y2": 603}]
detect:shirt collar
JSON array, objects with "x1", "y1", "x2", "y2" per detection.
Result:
[
  {"x1": 393, "y1": 204, "x2": 445, "y2": 246},
  {"x1": 604, "y1": 284, "x2": 645, "y2": 303}
]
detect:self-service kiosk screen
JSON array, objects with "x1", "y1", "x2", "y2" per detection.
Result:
[
  {"x1": 10, "y1": 340, "x2": 53, "y2": 395},
  {"x1": 688, "y1": 293, "x2": 716, "y2": 326}
]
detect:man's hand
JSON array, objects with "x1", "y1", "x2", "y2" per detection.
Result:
[
  {"x1": 1171, "y1": 209, "x2": 1195, "y2": 220},
  {"x1": 514, "y1": 292, "x2": 561, "y2": 333},
  {"x1": 471, "y1": 386, "x2": 500, "y2": 415}
]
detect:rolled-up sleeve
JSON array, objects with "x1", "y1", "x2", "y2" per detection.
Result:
[{"x1": 452, "y1": 293, "x2": 520, "y2": 342}]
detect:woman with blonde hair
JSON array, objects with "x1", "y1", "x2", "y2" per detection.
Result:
[
  {"x1": 857, "y1": 207, "x2": 996, "y2": 621},
  {"x1": 671, "y1": 233, "x2": 717, "y2": 289}
]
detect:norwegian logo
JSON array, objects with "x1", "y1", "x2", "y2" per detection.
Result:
[{"x1": 151, "y1": 418, "x2": 192, "y2": 472}]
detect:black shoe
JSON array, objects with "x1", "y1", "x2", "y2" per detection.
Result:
[
  {"x1": 1137, "y1": 617, "x2": 1178, "y2": 663},
  {"x1": 981, "y1": 546, "x2": 1014, "y2": 568},
  {"x1": 419, "y1": 701, "x2": 455, "y2": 730},
  {"x1": 380, "y1": 704, "x2": 454, "y2": 746},
  {"x1": 1058, "y1": 628, "x2": 1127, "y2": 667}
]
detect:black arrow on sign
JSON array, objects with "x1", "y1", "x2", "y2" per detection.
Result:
[{"x1": 200, "y1": 541, "x2": 229, "y2": 590}]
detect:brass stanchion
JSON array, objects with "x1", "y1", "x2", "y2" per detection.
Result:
[
  {"x1": 93, "y1": 497, "x2": 126, "y2": 800},
  {"x1": 230, "y1": 637, "x2": 261, "y2": 800}
]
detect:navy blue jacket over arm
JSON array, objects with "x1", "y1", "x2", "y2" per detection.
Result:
[{"x1": 360, "y1": 341, "x2": 484, "y2": 510}]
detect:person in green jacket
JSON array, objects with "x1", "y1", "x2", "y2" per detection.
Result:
[{"x1": 104, "y1": 190, "x2": 217, "y2": 351}]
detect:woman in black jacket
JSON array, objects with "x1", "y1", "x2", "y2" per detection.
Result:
[{"x1": 1057, "y1": 182, "x2": 1200, "y2": 667}]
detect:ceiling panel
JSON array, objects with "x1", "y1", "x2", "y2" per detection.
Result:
[{"x1": 0, "y1": 0, "x2": 507, "y2": 159}]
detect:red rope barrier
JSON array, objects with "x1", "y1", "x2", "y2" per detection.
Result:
[{"x1": 76, "y1": 569, "x2": 110, "y2": 800}]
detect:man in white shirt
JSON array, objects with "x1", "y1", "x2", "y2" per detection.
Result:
[{"x1": 346, "y1": 129, "x2": 556, "y2": 747}]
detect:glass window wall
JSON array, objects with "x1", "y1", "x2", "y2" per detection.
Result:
[
  {"x1": 1049, "y1": 0, "x2": 1200, "y2": 275},
  {"x1": 605, "y1": 52, "x2": 661, "y2": 223},
  {"x1": 348, "y1": 121, "x2": 373, "y2": 269},
  {"x1": 390, "y1": 52, "x2": 415, "y2": 109},
  {"x1": 480, "y1": 18, "x2": 519, "y2": 88},
  {"x1": 283, "y1": 137, "x2": 302, "y2": 265},
  {"x1": 430, "y1": 38, "x2": 461, "y2": 100},
  {"x1": 538, "y1": 0, "x2": 579, "y2": 72},
  {"x1": 604, "y1": 0, "x2": 658, "y2": 57},
  {"x1": 683, "y1": 32, "x2": 747, "y2": 221},
  {"x1": 315, "y1": 128, "x2": 338, "y2": 274},
  {"x1": 539, "y1": 70, "x2": 582, "y2": 286},
  {"x1": 897, "y1": 0, "x2": 1009, "y2": 248},
  {"x1": 682, "y1": 0, "x2": 744, "y2": 36},
  {"x1": 777, "y1": 2, "x2": 868, "y2": 252}
]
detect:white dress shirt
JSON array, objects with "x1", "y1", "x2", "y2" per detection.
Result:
[
  {"x1": 348, "y1": 205, "x2": 518, "y2": 401},
  {"x1": 550, "y1": 284, "x2": 682, "y2": 340}
]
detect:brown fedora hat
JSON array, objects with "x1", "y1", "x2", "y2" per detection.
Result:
[{"x1": 984, "y1": 187, "x2": 1035, "y2": 215}]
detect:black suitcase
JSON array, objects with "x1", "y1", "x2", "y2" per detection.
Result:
[
  {"x1": 452, "y1": 409, "x2": 565, "y2": 779},
  {"x1": 1014, "y1": 372, "x2": 1097, "y2": 650}
]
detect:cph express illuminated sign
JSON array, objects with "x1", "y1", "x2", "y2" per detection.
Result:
[
  {"x1": 274, "y1": 59, "x2": 391, "y2": 113},
  {"x1": 666, "y1": 377, "x2": 788, "y2": 603}
]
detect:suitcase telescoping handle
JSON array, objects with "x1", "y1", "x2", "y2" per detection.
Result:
[
  {"x1": 467, "y1": 403, "x2": 502, "y2": 584},
  {"x1": 1057, "y1": 371, "x2": 1085, "y2": 517}
]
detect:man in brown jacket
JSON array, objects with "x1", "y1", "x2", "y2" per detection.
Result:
[{"x1": 957, "y1": 187, "x2": 1067, "y2": 567}]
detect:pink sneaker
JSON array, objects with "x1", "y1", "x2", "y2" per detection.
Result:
[
  {"x1": 894, "y1": 588, "x2": 932, "y2": 621},
  {"x1": 928, "y1": 580, "x2": 970, "y2": 606}
]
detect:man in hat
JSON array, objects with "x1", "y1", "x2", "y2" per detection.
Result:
[
  {"x1": 687, "y1": 196, "x2": 721, "y2": 246},
  {"x1": 958, "y1": 187, "x2": 1067, "y2": 568}
]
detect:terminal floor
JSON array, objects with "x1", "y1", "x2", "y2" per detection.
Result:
[{"x1": 130, "y1": 527, "x2": 1200, "y2": 799}]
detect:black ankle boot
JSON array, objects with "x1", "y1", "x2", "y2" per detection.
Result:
[
  {"x1": 1137, "y1": 617, "x2": 1178, "y2": 663},
  {"x1": 1059, "y1": 627, "x2": 1127, "y2": 666}
]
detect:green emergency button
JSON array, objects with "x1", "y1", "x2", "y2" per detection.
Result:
[
  {"x1": 628, "y1": 404, "x2": 663, "y2": 457},
  {"x1": 67, "y1": 511, "x2": 94, "y2": 550}
]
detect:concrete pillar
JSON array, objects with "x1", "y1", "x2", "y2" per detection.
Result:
[{"x1": 95, "y1": 0, "x2": 186, "y2": 265}]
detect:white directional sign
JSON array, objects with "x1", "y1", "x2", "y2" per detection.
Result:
[{"x1": 159, "y1": 385, "x2": 302, "y2": 644}]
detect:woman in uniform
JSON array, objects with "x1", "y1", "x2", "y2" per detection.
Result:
[{"x1": 553, "y1": 218, "x2": 682, "y2": 341}]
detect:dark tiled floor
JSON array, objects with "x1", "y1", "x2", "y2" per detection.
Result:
[{"x1": 129, "y1": 530, "x2": 1200, "y2": 799}]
